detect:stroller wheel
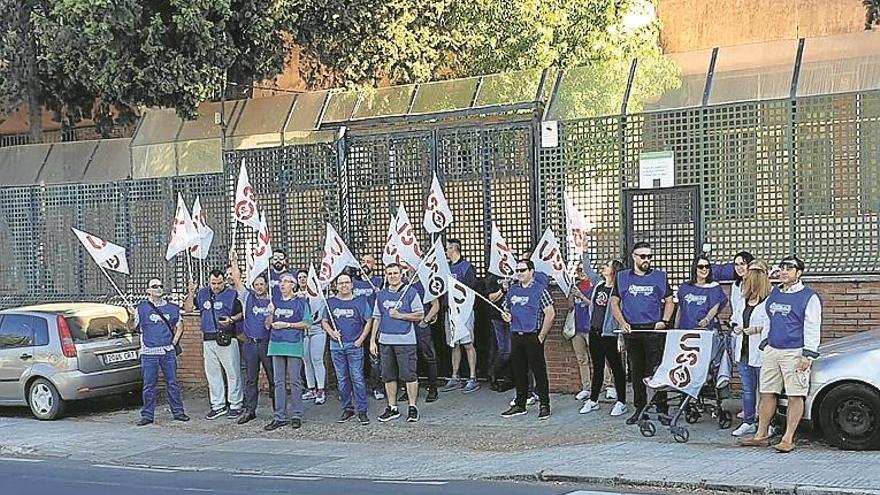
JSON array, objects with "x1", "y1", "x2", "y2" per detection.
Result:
[
  {"x1": 719, "y1": 411, "x2": 733, "y2": 429},
  {"x1": 639, "y1": 421, "x2": 656, "y2": 437},
  {"x1": 685, "y1": 408, "x2": 701, "y2": 424},
  {"x1": 672, "y1": 426, "x2": 690, "y2": 443}
]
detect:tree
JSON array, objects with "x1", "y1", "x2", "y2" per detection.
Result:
[{"x1": 867, "y1": 0, "x2": 880, "y2": 29}]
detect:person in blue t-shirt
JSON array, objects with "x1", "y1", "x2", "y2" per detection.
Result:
[
  {"x1": 439, "y1": 239, "x2": 480, "y2": 394},
  {"x1": 184, "y1": 270, "x2": 245, "y2": 420},
  {"x1": 610, "y1": 241, "x2": 674, "y2": 425},
  {"x1": 323, "y1": 273, "x2": 373, "y2": 425},
  {"x1": 676, "y1": 255, "x2": 729, "y2": 331},
  {"x1": 353, "y1": 255, "x2": 386, "y2": 401},
  {"x1": 228, "y1": 250, "x2": 275, "y2": 425},
  {"x1": 129, "y1": 278, "x2": 188, "y2": 426}
]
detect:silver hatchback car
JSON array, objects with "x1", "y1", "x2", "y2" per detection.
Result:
[{"x1": 0, "y1": 303, "x2": 142, "y2": 420}]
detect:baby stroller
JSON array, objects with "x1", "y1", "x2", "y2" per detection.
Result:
[{"x1": 637, "y1": 329, "x2": 735, "y2": 443}]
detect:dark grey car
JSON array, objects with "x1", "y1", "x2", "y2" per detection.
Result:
[{"x1": 0, "y1": 303, "x2": 142, "y2": 420}]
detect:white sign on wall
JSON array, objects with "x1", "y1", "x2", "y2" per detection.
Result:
[
  {"x1": 639, "y1": 151, "x2": 675, "y2": 189},
  {"x1": 540, "y1": 121, "x2": 559, "y2": 148}
]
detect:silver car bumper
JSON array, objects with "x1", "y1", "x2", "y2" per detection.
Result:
[{"x1": 52, "y1": 365, "x2": 142, "y2": 401}]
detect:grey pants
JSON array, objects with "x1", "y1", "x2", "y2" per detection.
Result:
[{"x1": 272, "y1": 356, "x2": 304, "y2": 422}]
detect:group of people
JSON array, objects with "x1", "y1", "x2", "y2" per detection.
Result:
[{"x1": 129, "y1": 239, "x2": 823, "y2": 452}]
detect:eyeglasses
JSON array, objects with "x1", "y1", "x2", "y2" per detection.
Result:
[
  {"x1": 149, "y1": 284, "x2": 163, "y2": 289},
  {"x1": 516, "y1": 268, "x2": 529, "y2": 273},
  {"x1": 696, "y1": 264, "x2": 711, "y2": 269},
  {"x1": 635, "y1": 253, "x2": 653, "y2": 260}
]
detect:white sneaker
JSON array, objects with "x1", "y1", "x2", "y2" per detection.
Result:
[
  {"x1": 575, "y1": 390, "x2": 590, "y2": 401},
  {"x1": 579, "y1": 400, "x2": 600, "y2": 414},
  {"x1": 768, "y1": 425, "x2": 778, "y2": 437},
  {"x1": 605, "y1": 387, "x2": 618, "y2": 401},
  {"x1": 731, "y1": 422, "x2": 757, "y2": 437},
  {"x1": 302, "y1": 390, "x2": 317, "y2": 400},
  {"x1": 610, "y1": 401, "x2": 628, "y2": 417},
  {"x1": 526, "y1": 393, "x2": 539, "y2": 406}
]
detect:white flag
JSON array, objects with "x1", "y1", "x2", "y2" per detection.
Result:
[
  {"x1": 382, "y1": 213, "x2": 400, "y2": 267},
  {"x1": 189, "y1": 196, "x2": 214, "y2": 260},
  {"x1": 72, "y1": 228, "x2": 130, "y2": 275},
  {"x1": 233, "y1": 159, "x2": 261, "y2": 232},
  {"x1": 646, "y1": 330, "x2": 714, "y2": 398},
  {"x1": 165, "y1": 193, "x2": 199, "y2": 261},
  {"x1": 416, "y1": 238, "x2": 453, "y2": 303},
  {"x1": 246, "y1": 212, "x2": 271, "y2": 288},
  {"x1": 564, "y1": 192, "x2": 590, "y2": 258},
  {"x1": 317, "y1": 223, "x2": 360, "y2": 288},
  {"x1": 447, "y1": 275, "x2": 476, "y2": 343},
  {"x1": 488, "y1": 222, "x2": 518, "y2": 278},
  {"x1": 393, "y1": 204, "x2": 423, "y2": 270},
  {"x1": 423, "y1": 172, "x2": 453, "y2": 233},
  {"x1": 305, "y1": 264, "x2": 324, "y2": 318},
  {"x1": 531, "y1": 227, "x2": 572, "y2": 296}
]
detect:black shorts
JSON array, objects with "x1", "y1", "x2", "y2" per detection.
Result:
[{"x1": 380, "y1": 344, "x2": 418, "y2": 383}]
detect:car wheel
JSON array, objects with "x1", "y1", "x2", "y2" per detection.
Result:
[
  {"x1": 818, "y1": 383, "x2": 880, "y2": 451},
  {"x1": 28, "y1": 378, "x2": 66, "y2": 421}
]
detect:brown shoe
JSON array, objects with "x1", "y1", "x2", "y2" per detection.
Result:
[
  {"x1": 774, "y1": 440, "x2": 796, "y2": 453},
  {"x1": 739, "y1": 436, "x2": 770, "y2": 447}
]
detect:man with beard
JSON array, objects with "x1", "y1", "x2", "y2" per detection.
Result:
[
  {"x1": 355, "y1": 254, "x2": 385, "y2": 400},
  {"x1": 268, "y1": 249, "x2": 291, "y2": 291}
]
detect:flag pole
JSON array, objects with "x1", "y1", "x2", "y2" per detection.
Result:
[
  {"x1": 394, "y1": 241, "x2": 438, "y2": 304},
  {"x1": 357, "y1": 266, "x2": 379, "y2": 293},
  {"x1": 318, "y1": 284, "x2": 342, "y2": 345},
  {"x1": 468, "y1": 286, "x2": 504, "y2": 314},
  {"x1": 99, "y1": 266, "x2": 132, "y2": 306},
  {"x1": 186, "y1": 248, "x2": 195, "y2": 285},
  {"x1": 199, "y1": 257, "x2": 205, "y2": 287}
]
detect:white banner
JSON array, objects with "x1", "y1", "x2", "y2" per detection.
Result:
[
  {"x1": 646, "y1": 330, "x2": 714, "y2": 398},
  {"x1": 190, "y1": 196, "x2": 214, "y2": 260},
  {"x1": 246, "y1": 212, "x2": 271, "y2": 288},
  {"x1": 392, "y1": 204, "x2": 423, "y2": 270},
  {"x1": 423, "y1": 172, "x2": 454, "y2": 233},
  {"x1": 72, "y1": 228, "x2": 130, "y2": 275},
  {"x1": 488, "y1": 222, "x2": 518, "y2": 278},
  {"x1": 165, "y1": 193, "x2": 199, "y2": 261},
  {"x1": 382, "y1": 213, "x2": 399, "y2": 267},
  {"x1": 233, "y1": 159, "x2": 261, "y2": 232},
  {"x1": 564, "y1": 191, "x2": 591, "y2": 258},
  {"x1": 317, "y1": 223, "x2": 360, "y2": 288},
  {"x1": 446, "y1": 275, "x2": 475, "y2": 343},
  {"x1": 416, "y1": 238, "x2": 453, "y2": 303},
  {"x1": 531, "y1": 227, "x2": 572, "y2": 295}
]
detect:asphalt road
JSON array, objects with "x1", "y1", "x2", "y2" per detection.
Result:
[{"x1": 0, "y1": 457, "x2": 663, "y2": 495}]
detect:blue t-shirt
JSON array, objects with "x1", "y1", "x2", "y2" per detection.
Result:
[
  {"x1": 239, "y1": 289, "x2": 271, "y2": 340},
  {"x1": 196, "y1": 287, "x2": 239, "y2": 334},
  {"x1": 504, "y1": 282, "x2": 550, "y2": 333},
  {"x1": 325, "y1": 295, "x2": 373, "y2": 349},
  {"x1": 373, "y1": 285, "x2": 424, "y2": 345},
  {"x1": 677, "y1": 282, "x2": 728, "y2": 330},
  {"x1": 612, "y1": 269, "x2": 671, "y2": 326},
  {"x1": 137, "y1": 301, "x2": 180, "y2": 348},
  {"x1": 270, "y1": 295, "x2": 309, "y2": 344}
]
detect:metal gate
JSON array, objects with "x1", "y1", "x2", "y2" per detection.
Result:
[{"x1": 623, "y1": 186, "x2": 702, "y2": 288}]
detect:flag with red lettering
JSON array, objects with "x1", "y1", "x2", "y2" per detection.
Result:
[
  {"x1": 531, "y1": 227, "x2": 572, "y2": 295},
  {"x1": 423, "y1": 172, "x2": 453, "y2": 234},
  {"x1": 488, "y1": 222, "x2": 518, "y2": 278},
  {"x1": 447, "y1": 275, "x2": 476, "y2": 344},
  {"x1": 317, "y1": 223, "x2": 360, "y2": 288},
  {"x1": 72, "y1": 228, "x2": 130, "y2": 275},
  {"x1": 189, "y1": 196, "x2": 214, "y2": 260},
  {"x1": 165, "y1": 193, "x2": 199, "y2": 261},
  {"x1": 246, "y1": 212, "x2": 271, "y2": 288},
  {"x1": 233, "y1": 160, "x2": 261, "y2": 232},
  {"x1": 382, "y1": 213, "x2": 399, "y2": 267},
  {"x1": 417, "y1": 238, "x2": 453, "y2": 303},
  {"x1": 393, "y1": 204, "x2": 423, "y2": 270},
  {"x1": 646, "y1": 330, "x2": 714, "y2": 397}
]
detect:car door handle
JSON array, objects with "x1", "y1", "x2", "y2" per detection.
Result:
[{"x1": 20, "y1": 353, "x2": 33, "y2": 360}]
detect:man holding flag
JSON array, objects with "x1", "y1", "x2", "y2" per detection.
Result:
[
  {"x1": 228, "y1": 249, "x2": 274, "y2": 425},
  {"x1": 440, "y1": 238, "x2": 480, "y2": 394},
  {"x1": 370, "y1": 263, "x2": 424, "y2": 423},
  {"x1": 500, "y1": 260, "x2": 555, "y2": 421}
]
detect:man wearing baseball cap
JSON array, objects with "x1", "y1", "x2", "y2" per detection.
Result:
[{"x1": 740, "y1": 255, "x2": 822, "y2": 453}]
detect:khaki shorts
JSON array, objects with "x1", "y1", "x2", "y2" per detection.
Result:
[
  {"x1": 445, "y1": 313, "x2": 475, "y2": 346},
  {"x1": 759, "y1": 346, "x2": 810, "y2": 396}
]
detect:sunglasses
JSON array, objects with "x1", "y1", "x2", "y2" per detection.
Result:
[
  {"x1": 149, "y1": 284, "x2": 163, "y2": 289},
  {"x1": 696, "y1": 264, "x2": 711, "y2": 269},
  {"x1": 516, "y1": 268, "x2": 530, "y2": 273},
  {"x1": 635, "y1": 253, "x2": 653, "y2": 260}
]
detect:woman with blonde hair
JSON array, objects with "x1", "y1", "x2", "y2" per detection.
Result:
[{"x1": 729, "y1": 260, "x2": 772, "y2": 437}]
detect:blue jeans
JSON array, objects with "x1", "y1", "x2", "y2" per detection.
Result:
[
  {"x1": 272, "y1": 356, "x2": 304, "y2": 421},
  {"x1": 491, "y1": 319, "x2": 511, "y2": 380},
  {"x1": 243, "y1": 340, "x2": 274, "y2": 413},
  {"x1": 141, "y1": 352, "x2": 185, "y2": 420},
  {"x1": 331, "y1": 343, "x2": 368, "y2": 413},
  {"x1": 738, "y1": 360, "x2": 761, "y2": 423}
]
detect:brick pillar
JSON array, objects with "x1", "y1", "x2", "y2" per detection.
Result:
[
  {"x1": 542, "y1": 288, "x2": 582, "y2": 394},
  {"x1": 177, "y1": 315, "x2": 207, "y2": 386}
]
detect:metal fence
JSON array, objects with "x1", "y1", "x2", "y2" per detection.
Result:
[{"x1": 0, "y1": 91, "x2": 879, "y2": 309}]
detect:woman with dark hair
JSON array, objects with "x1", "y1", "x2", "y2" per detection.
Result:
[
  {"x1": 297, "y1": 269, "x2": 327, "y2": 405},
  {"x1": 577, "y1": 257, "x2": 629, "y2": 417},
  {"x1": 676, "y1": 255, "x2": 729, "y2": 331},
  {"x1": 730, "y1": 251, "x2": 756, "y2": 331}
]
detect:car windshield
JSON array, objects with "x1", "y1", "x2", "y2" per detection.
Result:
[{"x1": 64, "y1": 315, "x2": 133, "y2": 341}]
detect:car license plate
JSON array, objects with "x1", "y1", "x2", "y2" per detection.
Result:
[{"x1": 104, "y1": 350, "x2": 138, "y2": 364}]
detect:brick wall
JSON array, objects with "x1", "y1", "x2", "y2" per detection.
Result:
[{"x1": 176, "y1": 278, "x2": 880, "y2": 393}]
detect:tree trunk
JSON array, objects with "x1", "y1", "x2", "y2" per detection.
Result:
[{"x1": 21, "y1": 1, "x2": 43, "y2": 144}]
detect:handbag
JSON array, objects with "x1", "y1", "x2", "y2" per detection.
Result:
[
  {"x1": 145, "y1": 300, "x2": 183, "y2": 356},
  {"x1": 210, "y1": 292, "x2": 234, "y2": 347},
  {"x1": 562, "y1": 309, "x2": 576, "y2": 340}
]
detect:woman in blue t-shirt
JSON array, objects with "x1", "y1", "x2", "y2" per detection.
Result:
[{"x1": 676, "y1": 255, "x2": 728, "y2": 330}]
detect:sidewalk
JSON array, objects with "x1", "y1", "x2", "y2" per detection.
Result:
[{"x1": 2, "y1": 386, "x2": 879, "y2": 494}]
